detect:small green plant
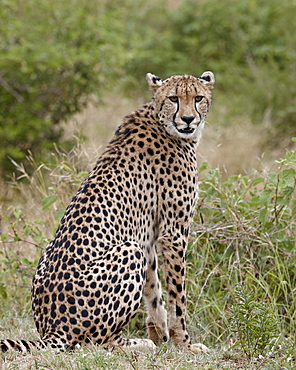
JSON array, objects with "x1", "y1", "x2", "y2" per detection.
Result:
[
  {"x1": 229, "y1": 284, "x2": 279, "y2": 359},
  {"x1": 0, "y1": 142, "x2": 96, "y2": 314},
  {"x1": 0, "y1": 206, "x2": 47, "y2": 313},
  {"x1": 186, "y1": 145, "x2": 295, "y2": 353}
]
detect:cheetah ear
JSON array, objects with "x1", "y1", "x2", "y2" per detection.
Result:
[
  {"x1": 146, "y1": 73, "x2": 163, "y2": 91},
  {"x1": 198, "y1": 71, "x2": 215, "y2": 88}
]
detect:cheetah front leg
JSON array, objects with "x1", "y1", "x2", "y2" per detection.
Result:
[
  {"x1": 143, "y1": 244, "x2": 169, "y2": 344},
  {"x1": 159, "y1": 232, "x2": 209, "y2": 354}
]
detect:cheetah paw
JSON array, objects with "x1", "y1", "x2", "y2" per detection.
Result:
[
  {"x1": 130, "y1": 339, "x2": 157, "y2": 351},
  {"x1": 188, "y1": 343, "x2": 209, "y2": 354}
]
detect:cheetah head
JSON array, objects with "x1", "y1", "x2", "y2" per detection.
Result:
[{"x1": 146, "y1": 72, "x2": 215, "y2": 141}]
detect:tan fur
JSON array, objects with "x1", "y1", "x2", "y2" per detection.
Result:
[{"x1": 1, "y1": 72, "x2": 214, "y2": 354}]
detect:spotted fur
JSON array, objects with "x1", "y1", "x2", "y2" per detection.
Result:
[{"x1": 1, "y1": 71, "x2": 215, "y2": 354}]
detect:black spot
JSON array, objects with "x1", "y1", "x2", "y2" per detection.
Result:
[
  {"x1": 82, "y1": 320, "x2": 91, "y2": 328},
  {"x1": 176, "y1": 284, "x2": 182, "y2": 293},
  {"x1": 63, "y1": 325, "x2": 69, "y2": 333},
  {"x1": 169, "y1": 290, "x2": 177, "y2": 298},
  {"x1": 65, "y1": 283, "x2": 73, "y2": 291},
  {"x1": 119, "y1": 307, "x2": 125, "y2": 317},
  {"x1": 174, "y1": 265, "x2": 181, "y2": 272},
  {"x1": 128, "y1": 283, "x2": 135, "y2": 292},
  {"x1": 59, "y1": 305, "x2": 67, "y2": 314},
  {"x1": 82, "y1": 310, "x2": 88, "y2": 317},
  {"x1": 111, "y1": 275, "x2": 118, "y2": 284},
  {"x1": 69, "y1": 306, "x2": 77, "y2": 314},
  {"x1": 88, "y1": 299, "x2": 95, "y2": 307},
  {"x1": 114, "y1": 285, "x2": 121, "y2": 294},
  {"x1": 58, "y1": 293, "x2": 65, "y2": 301},
  {"x1": 108, "y1": 317, "x2": 114, "y2": 326},
  {"x1": 124, "y1": 295, "x2": 130, "y2": 303},
  {"x1": 94, "y1": 308, "x2": 101, "y2": 316},
  {"x1": 176, "y1": 305, "x2": 182, "y2": 316},
  {"x1": 147, "y1": 148, "x2": 154, "y2": 156},
  {"x1": 151, "y1": 258, "x2": 156, "y2": 271}
]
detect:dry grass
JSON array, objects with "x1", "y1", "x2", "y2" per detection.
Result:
[
  {"x1": 0, "y1": 316, "x2": 274, "y2": 370},
  {"x1": 63, "y1": 94, "x2": 285, "y2": 178}
]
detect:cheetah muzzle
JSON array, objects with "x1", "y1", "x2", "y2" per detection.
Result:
[{"x1": 0, "y1": 71, "x2": 215, "y2": 354}]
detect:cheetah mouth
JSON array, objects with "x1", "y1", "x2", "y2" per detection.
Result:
[{"x1": 177, "y1": 127, "x2": 195, "y2": 134}]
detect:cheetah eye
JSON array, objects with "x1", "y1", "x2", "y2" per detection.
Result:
[
  {"x1": 195, "y1": 96, "x2": 204, "y2": 103},
  {"x1": 169, "y1": 96, "x2": 178, "y2": 103}
]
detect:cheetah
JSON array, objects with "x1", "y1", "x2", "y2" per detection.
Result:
[{"x1": 1, "y1": 71, "x2": 215, "y2": 354}]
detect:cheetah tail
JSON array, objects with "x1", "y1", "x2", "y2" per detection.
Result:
[{"x1": 0, "y1": 339, "x2": 46, "y2": 353}]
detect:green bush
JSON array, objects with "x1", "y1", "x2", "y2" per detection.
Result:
[
  {"x1": 124, "y1": 0, "x2": 296, "y2": 141},
  {"x1": 229, "y1": 284, "x2": 279, "y2": 358},
  {"x1": 186, "y1": 144, "x2": 296, "y2": 349},
  {"x1": 0, "y1": 143, "x2": 94, "y2": 313},
  {"x1": 1, "y1": 0, "x2": 295, "y2": 171},
  {"x1": 0, "y1": 0, "x2": 130, "y2": 170}
]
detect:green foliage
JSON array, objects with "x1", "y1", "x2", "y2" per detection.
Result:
[
  {"x1": 0, "y1": 0, "x2": 129, "y2": 170},
  {"x1": 0, "y1": 206, "x2": 48, "y2": 313},
  {"x1": 0, "y1": 0, "x2": 295, "y2": 171},
  {"x1": 123, "y1": 0, "x2": 296, "y2": 141},
  {"x1": 186, "y1": 147, "x2": 295, "y2": 356},
  {"x1": 0, "y1": 144, "x2": 93, "y2": 313},
  {"x1": 229, "y1": 284, "x2": 278, "y2": 358}
]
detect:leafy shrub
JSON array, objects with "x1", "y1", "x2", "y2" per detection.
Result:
[
  {"x1": 0, "y1": 143, "x2": 96, "y2": 313},
  {"x1": 187, "y1": 144, "x2": 296, "y2": 350},
  {"x1": 123, "y1": 0, "x2": 296, "y2": 143},
  {"x1": 0, "y1": 207, "x2": 45, "y2": 313},
  {"x1": 0, "y1": 0, "x2": 130, "y2": 170},
  {"x1": 1, "y1": 0, "x2": 295, "y2": 171},
  {"x1": 229, "y1": 284, "x2": 278, "y2": 358}
]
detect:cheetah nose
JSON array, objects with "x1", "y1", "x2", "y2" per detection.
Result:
[{"x1": 181, "y1": 116, "x2": 195, "y2": 124}]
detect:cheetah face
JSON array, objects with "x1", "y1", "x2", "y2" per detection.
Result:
[{"x1": 146, "y1": 71, "x2": 215, "y2": 141}]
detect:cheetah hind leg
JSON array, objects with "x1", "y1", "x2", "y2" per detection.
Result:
[{"x1": 101, "y1": 242, "x2": 156, "y2": 352}]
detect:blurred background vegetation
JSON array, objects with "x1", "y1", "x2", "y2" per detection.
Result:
[{"x1": 0, "y1": 0, "x2": 295, "y2": 173}]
